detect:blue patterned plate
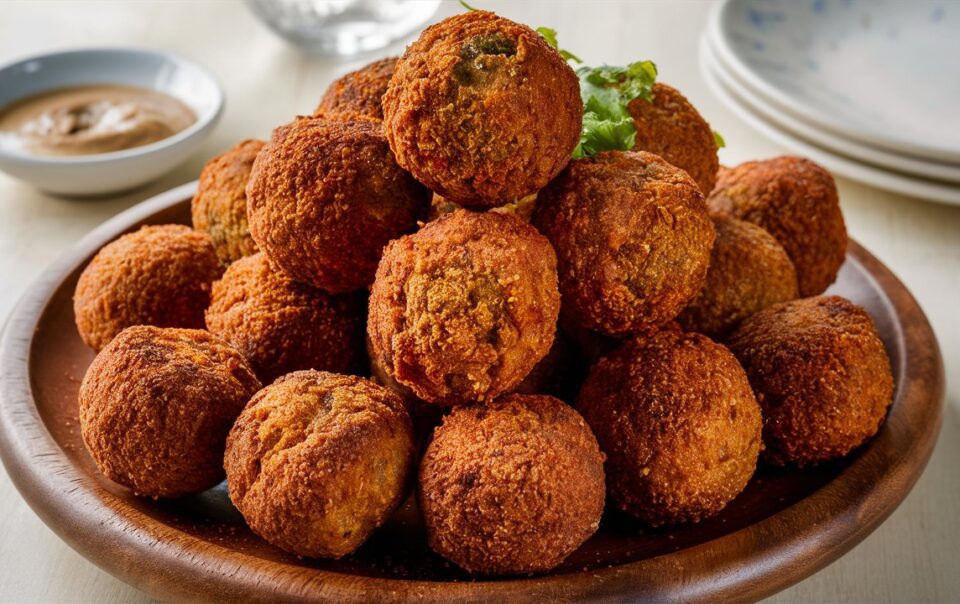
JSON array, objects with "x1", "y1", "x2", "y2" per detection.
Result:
[{"x1": 709, "y1": 0, "x2": 960, "y2": 163}]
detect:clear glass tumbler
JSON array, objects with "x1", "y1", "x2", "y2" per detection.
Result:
[{"x1": 246, "y1": 0, "x2": 442, "y2": 57}]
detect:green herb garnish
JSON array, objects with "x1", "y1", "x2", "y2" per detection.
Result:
[
  {"x1": 576, "y1": 112, "x2": 638, "y2": 159},
  {"x1": 536, "y1": 27, "x2": 582, "y2": 63},
  {"x1": 574, "y1": 60, "x2": 658, "y2": 158},
  {"x1": 459, "y1": 0, "x2": 478, "y2": 11},
  {"x1": 581, "y1": 61, "x2": 657, "y2": 105},
  {"x1": 713, "y1": 130, "x2": 726, "y2": 148}
]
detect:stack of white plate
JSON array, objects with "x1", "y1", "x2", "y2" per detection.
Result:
[{"x1": 702, "y1": 0, "x2": 960, "y2": 205}]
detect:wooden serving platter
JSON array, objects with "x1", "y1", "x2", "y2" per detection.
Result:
[{"x1": 0, "y1": 182, "x2": 944, "y2": 602}]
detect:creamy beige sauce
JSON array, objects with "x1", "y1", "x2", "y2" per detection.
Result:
[{"x1": 0, "y1": 84, "x2": 196, "y2": 156}]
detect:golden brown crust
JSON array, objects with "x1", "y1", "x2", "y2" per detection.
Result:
[
  {"x1": 368, "y1": 209, "x2": 560, "y2": 405},
  {"x1": 191, "y1": 139, "x2": 263, "y2": 265},
  {"x1": 678, "y1": 214, "x2": 799, "y2": 338},
  {"x1": 79, "y1": 326, "x2": 260, "y2": 498},
  {"x1": 314, "y1": 57, "x2": 398, "y2": 121},
  {"x1": 418, "y1": 394, "x2": 605, "y2": 574},
  {"x1": 577, "y1": 328, "x2": 762, "y2": 526},
  {"x1": 73, "y1": 224, "x2": 221, "y2": 351},
  {"x1": 629, "y1": 82, "x2": 720, "y2": 195},
  {"x1": 532, "y1": 150, "x2": 715, "y2": 337},
  {"x1": 727, "y1": 296, "x2": 894, "y2": 467},
  {"x1": 382, "y1": 11, "x2": 582, "y2": 208},
  {"x1": 205, "y1": 253, "x2": 366, "y2": 384},
  {"x1": 224, "y1": 370, "x2": 415, "y2": 558},
  {"x1": 246, "y1": 117, "x2": 430, "y2": 293},
  {"x1": 708, "y1": 156, "x2": 847, "y2": 296}
]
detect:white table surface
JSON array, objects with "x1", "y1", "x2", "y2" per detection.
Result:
[{"x1": 0, "y1": 1, "x2": 956, "y2": 601}]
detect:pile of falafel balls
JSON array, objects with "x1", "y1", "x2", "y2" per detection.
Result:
[{"x1": 73, "y1": 10, "x2": 894, "y2": 575}]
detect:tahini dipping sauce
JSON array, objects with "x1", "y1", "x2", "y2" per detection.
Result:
[{"x1": 0, "y1": 84, "x2": 196, "y2": 156}]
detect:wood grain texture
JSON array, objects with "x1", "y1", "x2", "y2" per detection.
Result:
[{"x1": 0, "y1": 185, "x2": 944, "y2": 602}]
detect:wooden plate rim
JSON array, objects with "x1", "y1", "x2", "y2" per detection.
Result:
[{"x1": 0, "y1": 183, "x2": 945, "y2": 602}]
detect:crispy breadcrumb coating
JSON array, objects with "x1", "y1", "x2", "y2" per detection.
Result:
[
  {"x1": 532, "y1": 150, "x2": 714, "y2": 337},
  {"x1": 74, "y1": 224, "x2": 221, "y2": 351},
  {"x1": 630, "y1": 82, "x2": 719, "y2": 195},
  {"x1": 191, "y1": 139, "x2": 263, "y2": 265},
  {"x1": 205, "y1": 253, "x2": 366, "y2": 384},
  {"x1": 246, "y1": 117, "x2": 430, "y2": 293},
  {"x1": 224, "y1": 371, "x2": 415, "y2": 558},
  {"x1": 368, "y1": 209, "x2": 560, "y2": 405},
  {"x1": 382, "y1": 11, "x2": 582, "y2": 207},
  {"x1": 577, "y1": 327, "x2": 761, "y2": 526},
  {"x1": 708, "y1": 156, "x2": 847, "y2": 296},
  {"x1": 678, "y1": 214, "x2": 799, "y2": 338},
  {"x1": 727, "y1": 296, "x2": 894, "y2": 467},
  {"x1": 79, "y1": 326, "x2": 260, "y2": 498},
  {"x1": 419, "y1": 393, "x2": 605, "y2": 574},
  {"x1": 314, "y1": 57, "x2": 397, "y2": 121}
]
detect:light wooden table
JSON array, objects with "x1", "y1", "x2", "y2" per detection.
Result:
[{"x1": 0, "y1": 1, "x2": 956, "y2": 601}]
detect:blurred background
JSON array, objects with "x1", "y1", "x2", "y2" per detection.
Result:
[{"x1": 0, "y1": 1, "x2": 957, "y2": 602}]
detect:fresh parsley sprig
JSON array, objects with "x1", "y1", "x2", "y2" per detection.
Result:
[
  {"x1": 533, "y1": 27, "x2": 658, "y2": 158},
  {"x1": 574, "y1": 60, "x2": 658, "y2": 158}
]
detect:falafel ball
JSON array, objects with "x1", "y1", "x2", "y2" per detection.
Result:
[
  {"x1": 79, "y1": 326, "x2": 261, "y2": 498},
  {"x1": 224, "y1": 370, "x2": 415, "y2": 558},
  {"x1": 727, "y1": 296, "x2": 894, "y2": 467},
  {"x1": 368, "y1": 209, "x2": 560, "y2": 406},
  {"x1": 246, "y1": 117, "x2": 430, "y2": 293},
  {"x1": 382, "y1": 11, "x2": 582, "y2": 208},
  {"x1": 74, "y1": 224, "x2": 221, "y2": 351},
  {"x1": 532, "y1": 150, "x2": 714, "y2": 337},
  {"x1": 577, "y1": 327, "x2": 762, "y2": 526},
  {"x1": 191, "y1": 139, "x2": 263, "y2": 265},
  {"x1": 205, "y1": 253, "x2": 366, "y2": 384},
  {"x1": 708, "y1": 156, "x2": 847, "y2": 296},
  {"x1": 629, "y1": 82, "x2": 720, "y2": 195},
  {"x1": 419, "y1": 393, "x2": 605, "y2": 574},
  {"x1": 314, "y1": 57, "x2": 397, "y2": 122},
  {"x1": 678, "y1": 214, "x2": 799, "y2": 338}
]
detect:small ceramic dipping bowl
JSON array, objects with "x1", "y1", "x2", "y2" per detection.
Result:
[{"x1": 0, "y1": 48, "x2": 223, "y2": 196}]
